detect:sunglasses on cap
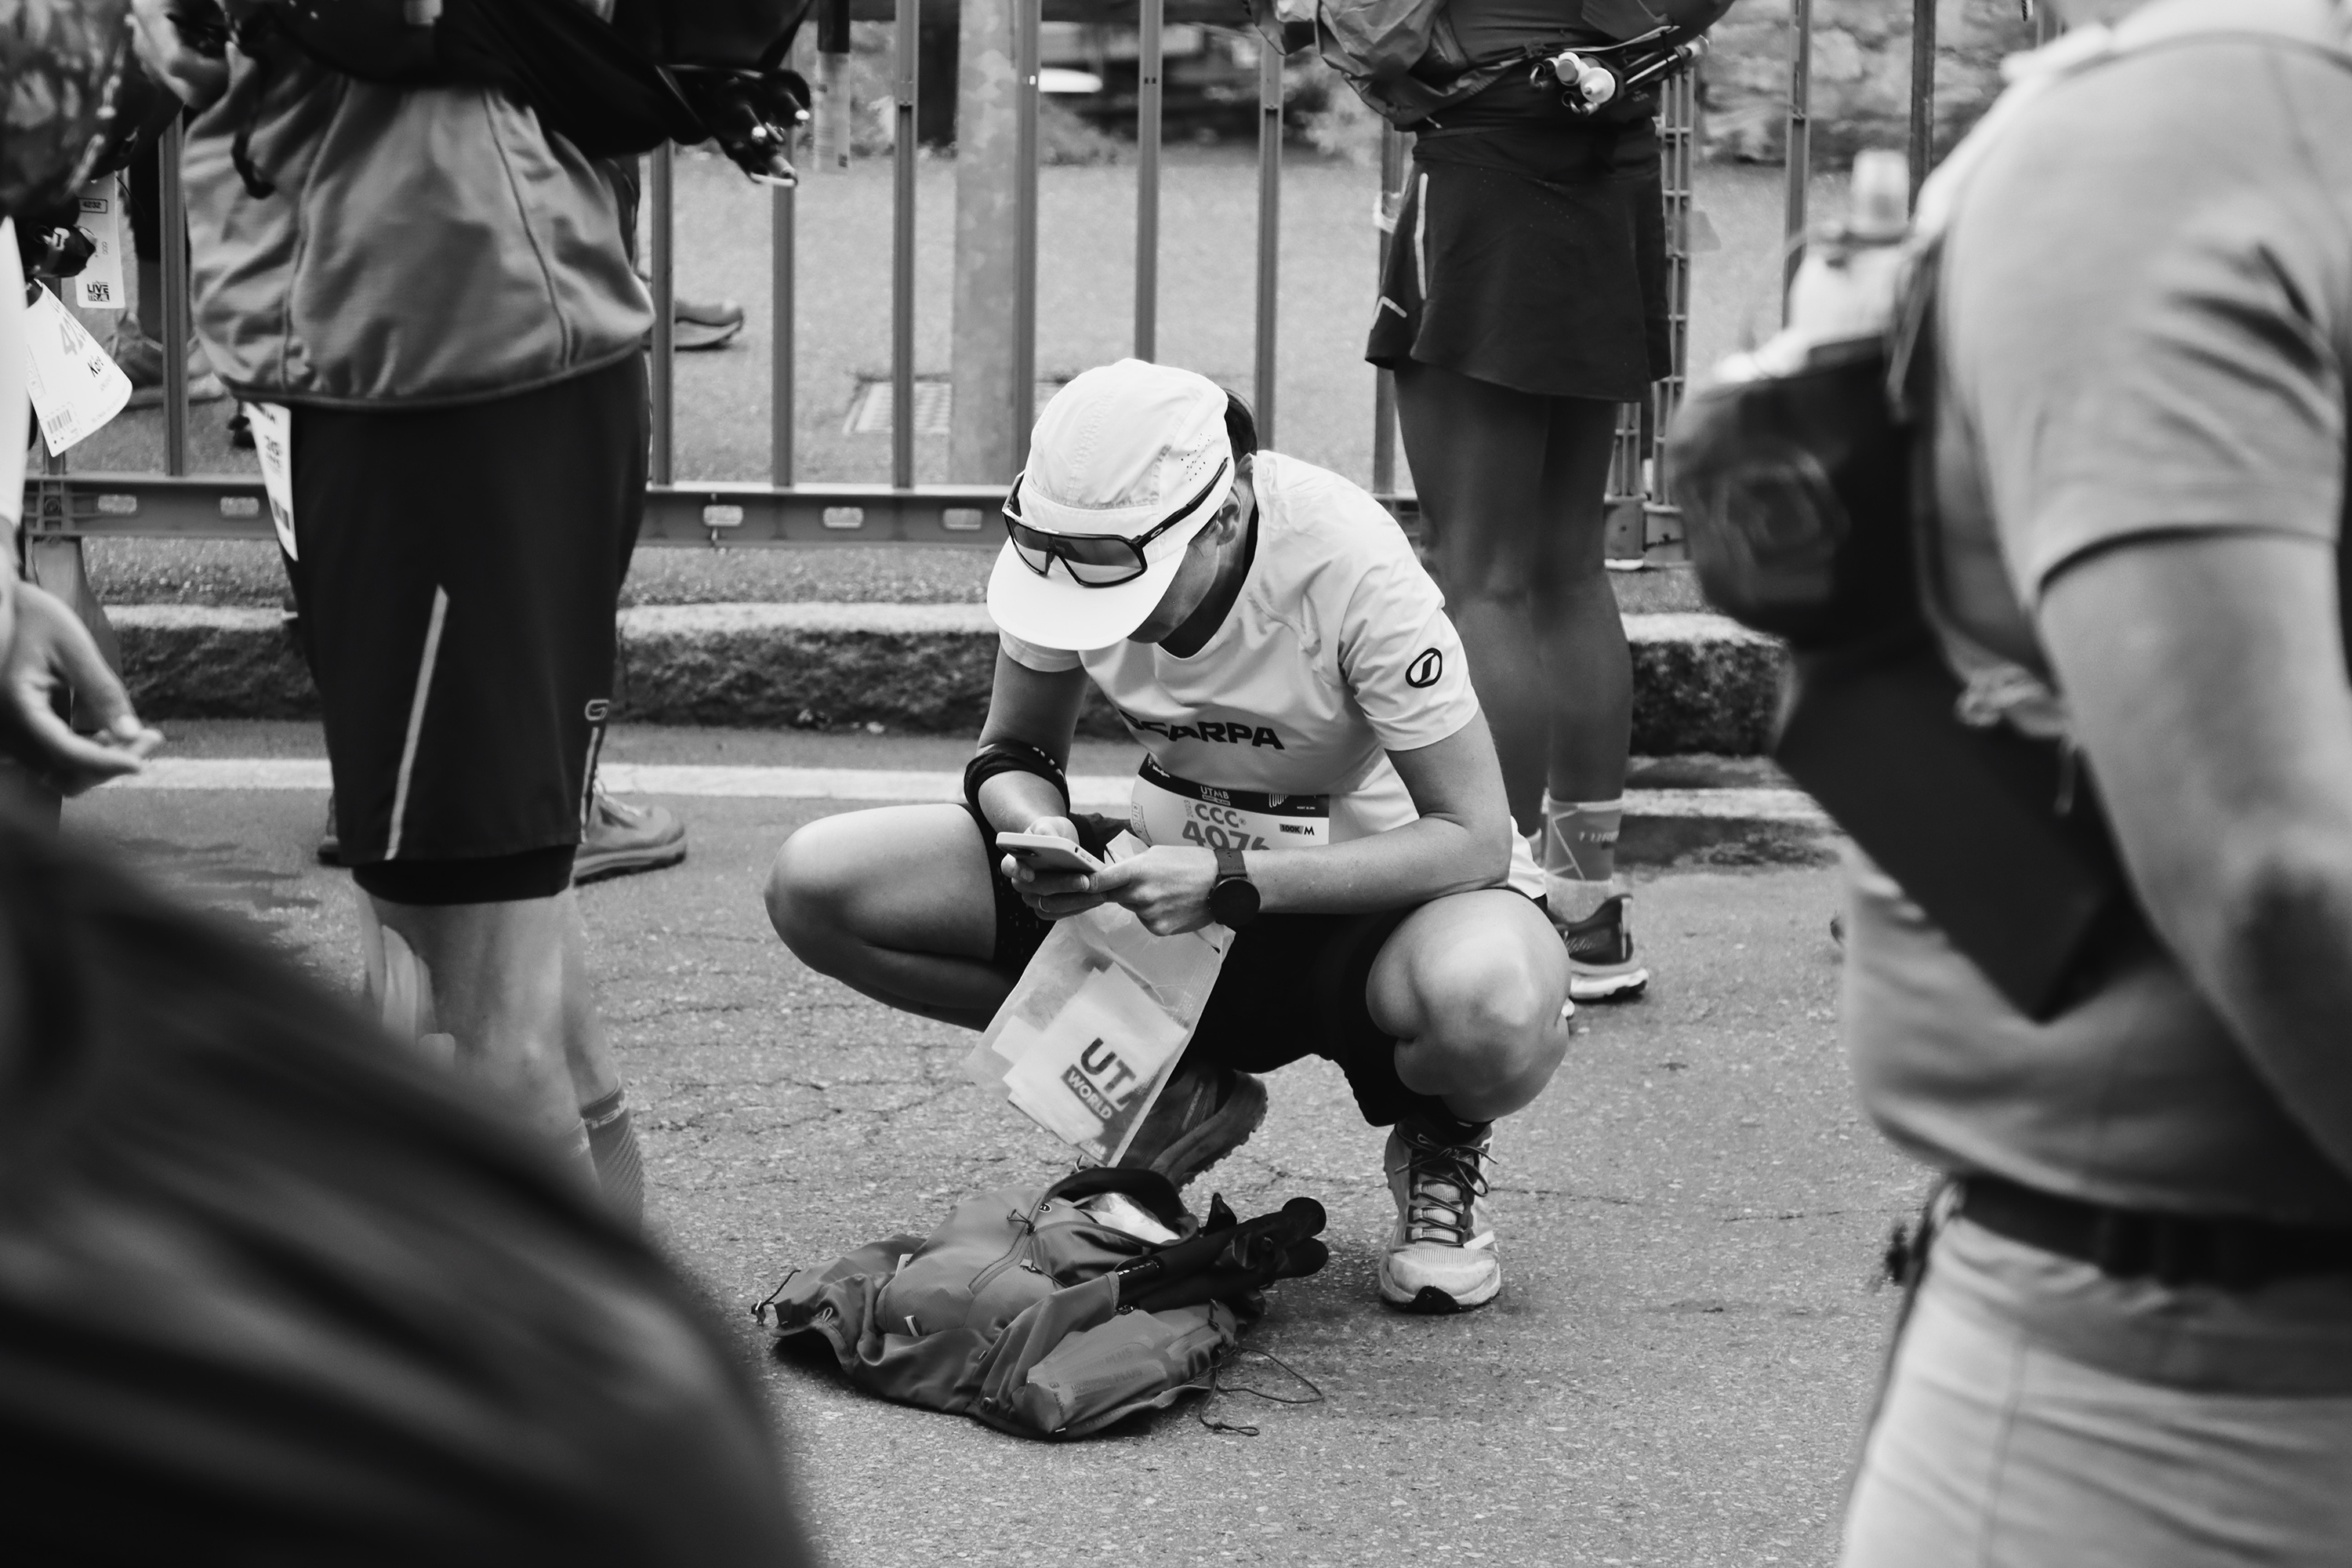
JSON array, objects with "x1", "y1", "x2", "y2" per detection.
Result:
[{"x1": 1001, "y1": 459, "x2": 1232, "y2": 587}]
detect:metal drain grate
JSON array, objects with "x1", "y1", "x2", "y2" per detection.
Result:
[{"x1": 845, "y1": 379, "x2": 1067, "y2": 437}]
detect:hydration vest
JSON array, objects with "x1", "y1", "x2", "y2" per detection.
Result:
[{"x1": 757, "y1": 1169, "x2": 1329, "y2": 1440}]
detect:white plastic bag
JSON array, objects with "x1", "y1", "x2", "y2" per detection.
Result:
[{"x1": 964, "y1": 888, "x2": 1232, "y2": 1167}]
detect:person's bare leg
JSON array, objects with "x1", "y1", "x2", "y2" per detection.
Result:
[
  {"x1": 765, "y1": 804, "x2": 1011, "y2": 1029},
  {"x1": 1368, "y1": 888, "x2": 1573, "y2": 1122},
  {"x1": 1531, "y1": 396, "x2": 1632, "y2": 806},
  {"x1": 368, "y1": 892, "x2": 597, "y2": 1178},
  {"x1": 1395, "y1": 361, "x2": 1556, "y2": 833}
]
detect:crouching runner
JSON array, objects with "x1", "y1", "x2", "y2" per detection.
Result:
[{"x1": 767, "y1": 360, "x2": 1572, "y2": 1313}]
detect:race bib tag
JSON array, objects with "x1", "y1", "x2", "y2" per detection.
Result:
[
  {"x1": 244, "y1": 402, "x2": 298, "y2": 558},
  {"x1": 72, "y1": 180, "x2": 124, "y2": 311},
  {"x1": 1130, "y1": 757, "x2": 1329, "y2": 852},
  {"x1": 22, "y1": 284, "x2": 131, "y2": 456}
]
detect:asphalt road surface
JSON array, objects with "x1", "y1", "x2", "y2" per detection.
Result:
[{"x1": 65, "y1": 724, "x2": 1928, "y2": 1568}]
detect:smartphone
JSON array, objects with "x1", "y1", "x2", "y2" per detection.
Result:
[{"x1": 995, "y1": 832, "x2": 1102, "y2": 876}]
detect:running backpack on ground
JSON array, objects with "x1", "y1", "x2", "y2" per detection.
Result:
[{"x1": 756, "y1": 1169, "x2": 1327, "y2": 1440}]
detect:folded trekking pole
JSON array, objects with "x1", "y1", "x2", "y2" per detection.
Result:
[{"x1": 1115, "y1": 1197, "x2": 1329, "y2": 1314}]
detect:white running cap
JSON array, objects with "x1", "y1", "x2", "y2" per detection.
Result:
[{"x1": 987, "y1": 358, "x2": 1236, "y2": 652}]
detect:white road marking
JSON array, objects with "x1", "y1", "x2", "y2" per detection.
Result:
[{"x1": 106, "y1": 760, "x2": 1829, "y2": 824}]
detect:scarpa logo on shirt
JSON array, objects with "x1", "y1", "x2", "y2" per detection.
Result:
[
  {"x1": 1406, "y1": 648, "x2": 1443, "y2": 688},
  {"x1": 1118, "y1": 708, "x2": 1286, "y2": 750}
]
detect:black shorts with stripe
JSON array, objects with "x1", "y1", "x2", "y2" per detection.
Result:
[{"x1": 282, "y1": 355, "x2": 649, "y2": 898}]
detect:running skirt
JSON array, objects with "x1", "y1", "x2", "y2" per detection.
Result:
[{"x1": 1367, "y1": 124, "x2": 1670, "y2": 403}]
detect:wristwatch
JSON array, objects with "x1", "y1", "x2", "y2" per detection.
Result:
[{"x1": 1208, "y1": 847, "x2": 1261, "y2": 929}]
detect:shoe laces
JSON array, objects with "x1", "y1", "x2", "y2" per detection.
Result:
[{"x1": 1392, "y1": 1121, "x2": 1494, "y2": 1247}]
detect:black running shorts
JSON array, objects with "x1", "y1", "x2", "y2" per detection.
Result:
[
  {"x1": 963, "y1": 805, "x2": 1439, "y2": 1130},
  {"x1": 283, "y1": 355, "x2": 649, "y2": 895}
]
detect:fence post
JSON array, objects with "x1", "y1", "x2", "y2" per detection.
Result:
[
  {"x1": 1253, "y1": 38, "x2": 1282, "y2": 447},
  {"x1": 1908, "y1": 0, "x2": 1936, "y2": 200},
  {"x1": 949, "y1": 0, "x2": 1024, "y2": 481},
  {"x1": 1784, "y1": 0, "x2": 1813, "y2": 317},
  {"x1": 771, "y1": 177, "x2": 795, "y2": 486},
  {"x1": 891, "y1": 0, "x2": 920, "y2": 489},
  {"x1": 159, "y1": 125, "x2": 190, "y2": 477},
  {"x1": 1134, "y1": 0, "x2": 1163, "y2": 361},
  {"x1": 812, "y1": 0, "x2": 852, "y2": 173},
  {"x1": 649, "y1": 144, "x2": 676, "y2": 485},
  {"x1": 1370, "y1": 124, "x2": 1406, "y2": 499},
  {"x1": 1011, "y1": 0, "x2": 1040, "y2": 470},
  {"x1": 1644, "y1": 65, "x2": 1695, "y2": 560}
]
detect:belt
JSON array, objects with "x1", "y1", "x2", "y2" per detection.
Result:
[{"x1": 1960, "y1": 1176, "x2": 2352, "y2": 1290}]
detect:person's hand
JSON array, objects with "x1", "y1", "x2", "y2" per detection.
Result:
[
  {"x1": 130, "y1": 0, "x2": 231, "y2": 111},
  {"x1": 0, "y1": 579, "x2": 163, "y2": 794},
  {"x1": 1078, "y1": 845, "x2": 1219, "y2": 936},
  {"x1": 1000, "y1": 815, "x2": 1094, "y2": 913}
]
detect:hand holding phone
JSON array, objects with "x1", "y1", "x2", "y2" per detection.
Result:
[{"x1": 996, "y1": 831, "x2": 1103, "y2": 877}]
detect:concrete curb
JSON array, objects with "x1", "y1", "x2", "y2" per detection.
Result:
[{"x1": 110, "y1": 602, "x2": 1788, "y2": 753}]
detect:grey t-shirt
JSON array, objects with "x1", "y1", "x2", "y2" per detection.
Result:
[{"x1": 1843, "y1": 22, "x2": 2352, "y2": 1223}]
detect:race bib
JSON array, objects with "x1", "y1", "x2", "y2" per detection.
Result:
[
  {"x1": 21, "y1": 283, "x2": 130, "y2": 456},
  {"x1": 1129, "y1": 757, "x2": 1329, "y2": 853},
  {"x1": 244, "y1": 402, "x2": 298, "y2": 558},
  {"x1": 72, "y1": 179, "x2": 124, "y2": 311}
]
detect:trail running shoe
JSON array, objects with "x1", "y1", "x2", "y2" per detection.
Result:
[
  {"x1": 573, "y1": 791, "x2": 688, "y2": 884},
  {"x1": 112, "y1": 324, "x2": 227, "y2": 408},
  {"x1": 1380, "y1": 1116, "x2": 1500, "y2": 1314},
  {"x1": 1116, "y1": 1063, "x2": 1267, "y2": 1189},
  {"x1": 1557, "y1": 892, "x2": 1649, "y2": 1003},
  {"x1": 672, "y1": 290, "x2": 745, "y2": 351}
]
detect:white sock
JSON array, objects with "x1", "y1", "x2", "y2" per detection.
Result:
[{"x1": 1541, "y1": 793, "x2": 1622, "y2": 924}]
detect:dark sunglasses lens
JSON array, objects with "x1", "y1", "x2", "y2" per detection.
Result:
[
  {"x1": 1007, "y1": 527, "x2": 1057, "y2": 578},
  {"x1": 1005, "y1": 521, "x2": 1147, "y2": 586}
]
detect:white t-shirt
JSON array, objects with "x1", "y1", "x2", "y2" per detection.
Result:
[{"x1": 1002, "y1": 453, "x2": 1540, "y2": 892}]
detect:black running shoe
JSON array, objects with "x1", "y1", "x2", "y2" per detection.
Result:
[
  {"x1": 1116, "y1": 1063, "x2": 1267, "y2": 1189},
  {"x1": 1555, "y1": 893, "x2": 1649, "y2": 1003}
]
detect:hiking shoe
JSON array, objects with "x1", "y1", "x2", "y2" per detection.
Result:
[
  {"x1": 112, "y1": 324, "x2": 227, "y2": 408},
  {"x1": 1116, "y1": 1063, "x2": 1267, "y2": 1189},
  {"x1": 573, "y1": 790, "x2": 688, "y2": 884},
  {"x1": 1380, "y1": 1116, "x2": 1500, "y2": 1314},
  {"x1": 1557, "y1": 893, "x2": 1649, "y2": 1003}
]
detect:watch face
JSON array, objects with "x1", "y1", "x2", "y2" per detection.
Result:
[{"x1": 1210, "y1": 876, "x2": 1260, "y2": 927}]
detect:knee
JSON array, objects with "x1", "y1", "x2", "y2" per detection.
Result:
[
  {"x1": 1413, "y1": 949, "x2": 1568, "y2": 1089},
  {"x1": 1437, "y1": 536, "x2": 1538, "y2": 612},
  {"x1": 764, "y1": 826, "x2": 859, "y2": 969}
]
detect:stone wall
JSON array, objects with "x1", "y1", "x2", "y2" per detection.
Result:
[{"x1": 1700, "y1": 0, "x2": 2042, "y2": 163}]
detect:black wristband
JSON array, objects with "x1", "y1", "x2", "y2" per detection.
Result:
[{"x1": 963, "y1": 740, "x2": 1070, "y2": 820}]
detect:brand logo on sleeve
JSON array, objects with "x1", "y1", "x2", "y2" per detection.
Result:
[
  {"x1": 1116, "y1": 707, "x2": 1286, "y2": 750},
  {"x1": 1406, "y1": 648, "x2": 1443, "y2": 688}
]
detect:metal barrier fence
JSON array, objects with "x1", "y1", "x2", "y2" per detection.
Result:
[{"x1": 23, "y1": 7, "x2": 1775, "y2": 563}]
